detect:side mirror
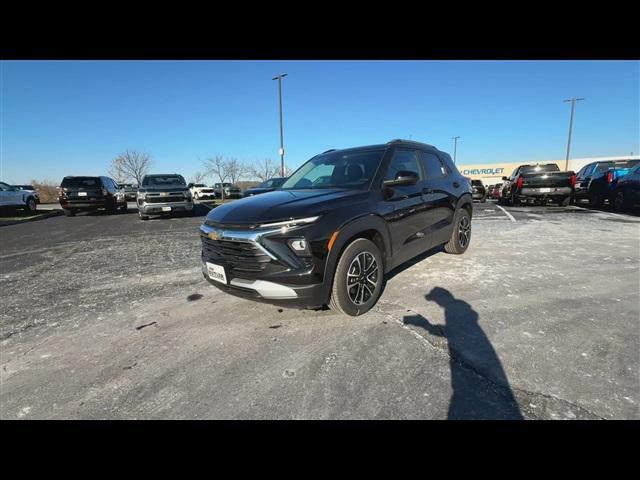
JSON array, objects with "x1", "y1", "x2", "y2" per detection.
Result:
[
  {"x1": 501, "y1": 176, "x2": 508, "y2": 181},
  {"x1": 383, "y1": 170, "x2": 419, "y2": 187}
]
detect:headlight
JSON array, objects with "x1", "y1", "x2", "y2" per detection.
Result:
[{"x1": 258, "y1": 216, "x2": 320, "y2": 230}]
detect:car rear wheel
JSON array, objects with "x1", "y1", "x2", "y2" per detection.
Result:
[
  {"x1": 444, "y1": 207, "x2": 471, "y2": 254},
  {"x1": 613, "y1": 191, "x2": 626, "y2": 211},
  {"x1": 329, "y1": 238, "x2": 383, "y2": 317}
]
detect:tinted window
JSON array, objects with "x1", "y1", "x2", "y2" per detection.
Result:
[
  {"x1": 471, "y1": 180, "x2": 484, "y2": 186},
  {"x1": 594, "y1": 162, "x2": 615, "y2": 173},
  {"x1": 61, "y1": 177, "x2": 101, "y2": 188},
  {"x1": 142, "y1": 175, "x2": 186, "y2": 187},
  {"x1": 281, "y1": 149, "x2": 385, "y2": 190},
  {"x1": 422, "y1": 152, "x2": 447, "y2": 178},
  {"x1": 384, "y1": 149, "x2": 423, "y2": 182},
  {"x1": 0, "y1": 182, "x2": 10, "y2": 191},
  {"x1": 519, "y1": 164, "x2": 560, "y2": 174}
]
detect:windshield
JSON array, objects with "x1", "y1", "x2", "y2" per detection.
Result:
[
  {"x1": 142, "y1": 175, "x2": 186, "y2": 187},
  {"x1": 260, "y1": 178, "x2": 285, "y2": 188},
  {"x1": 281, "y1": 149, "x2": 385, "y2": 190}
]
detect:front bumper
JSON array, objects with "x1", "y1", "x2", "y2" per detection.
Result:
[
  {"x1": 138, "y1": 200, "x2": 194, "y2": 214},
  {"x1": 472, "y1": 192, "x2": 486, "y2": 200},
  {"x1": 199, "y1": 223, "x2": 328, "y2": 308}
]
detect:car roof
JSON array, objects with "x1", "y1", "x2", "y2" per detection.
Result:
[{"x1": 321, "y1": 139, "x2": 440, "y2": 156}]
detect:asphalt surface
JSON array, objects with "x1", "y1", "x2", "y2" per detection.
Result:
[{"x1": 1, "y1": 200, "x2": 638, "y2": 419}]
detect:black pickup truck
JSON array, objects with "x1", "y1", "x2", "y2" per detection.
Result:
[{"x1": 499, "y1": 163, "x2": 576, "y2": 206}]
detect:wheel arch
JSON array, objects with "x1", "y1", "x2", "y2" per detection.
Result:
[{"x1": 318, "y1": 214, "x2": 392, "y2": 305}]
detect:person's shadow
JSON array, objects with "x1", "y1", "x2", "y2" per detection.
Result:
[{"x1": 404, "y1": 287, "x2": 523, "y2": 419}]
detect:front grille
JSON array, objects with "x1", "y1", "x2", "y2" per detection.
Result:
[
  {"x1": 201, "y1": 237, "x2": 272, "y2": 273},
  {"x1": 146, "y1": 194, "x2": 184, "y2": 203}
]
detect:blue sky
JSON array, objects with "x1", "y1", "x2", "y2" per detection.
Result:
[{"x1": 1, "y1": 60, "x2": 638, "y2": 184}]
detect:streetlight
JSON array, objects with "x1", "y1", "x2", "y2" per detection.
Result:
[
  {"x1": 452, "y1": 136, "x2": 461, "y2": 164},
  {"x1": 563, "y1": 97, "x2": 585, "y2": 171},
  {"x1": 272, "y1": 73, "x2": 288, "y2": 177}
]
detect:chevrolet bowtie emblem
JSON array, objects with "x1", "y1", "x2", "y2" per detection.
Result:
[{"x1": 208, "y1": 230, "x2": 221, "y2": 241}]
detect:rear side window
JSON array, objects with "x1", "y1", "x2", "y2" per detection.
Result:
[
  {"x1": 61, "y1": 177, "x2": 101, "y2": 188},
  {"x1": 384, "y1": 149, "x2": 423, "y2": 181},
  {"x1": 421, "y1": 151, "x2": 447, "y2": 178},
  {"x1": 471, "y1": 180, "x2": 484, "y2": 186}
]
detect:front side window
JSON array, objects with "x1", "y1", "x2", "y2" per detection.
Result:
[
  {"x1": 383, "y1": 149, "x2": 423, "y2": 182},
  {"x1": 281, "y1": 149, "x2": 385, "y2": 190}
]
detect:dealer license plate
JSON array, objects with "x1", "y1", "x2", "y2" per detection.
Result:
[
  {"x1": 539, "y1": 188, "x2": 552, "y2": 193},
  {"x1": 161, "y1": 206, "x2": 172, "y2": 211},
  {"x1": 206, "y1": 262, "x2": 227, "y2": 284}
]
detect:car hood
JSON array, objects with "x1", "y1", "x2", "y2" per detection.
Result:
[
  {"x1": 244, "y1": 187, "x2": 273, "y2": 194},
  {"x1": 206, "y1": 189, "x2": 370, "y2": 225}
]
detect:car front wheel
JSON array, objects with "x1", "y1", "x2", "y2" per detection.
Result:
[
  {"x1": 24, "y1": 197, "x2": 37, "y2": 214},
  {"x1": 329, "y1": 238, "x2": 383, "y2": 316}
]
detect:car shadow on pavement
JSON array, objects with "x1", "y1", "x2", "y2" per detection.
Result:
[{"x1": 403, "y1": 287, "x2": 524, "y2": 420}]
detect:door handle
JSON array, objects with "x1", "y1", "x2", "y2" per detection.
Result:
[
  {"x1": 453, "y1": 181, "x2": 460, "y2": 188},
  {"x1": 422, "y1": 187, "x2": 433, "y2": 194}
]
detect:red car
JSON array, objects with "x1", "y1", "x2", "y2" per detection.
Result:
[{"x1": 491, "y1": 183, "x2": 503, "y2": 199}]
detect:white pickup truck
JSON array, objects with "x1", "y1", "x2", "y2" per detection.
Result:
[
  {"x1": 0, "y1": 181, "x2": 38, "y2": 214},
  {"x1": 188, "y1": 183, "x2": 217, "y2": 200}
]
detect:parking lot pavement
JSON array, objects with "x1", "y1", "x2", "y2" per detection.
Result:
[{"x1": 1, "y1": 201, "x2": 638, "y2": 419}]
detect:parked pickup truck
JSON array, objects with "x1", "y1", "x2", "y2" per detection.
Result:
[
  {"x1": 572, "y1": 159, "x2": 640, "y2": 207},
  {"x1": 499, "y1": 163, "x2": 576, "y2": 206},
  {"x1": 137, "y1": 174, "x2": 194, "y2": 220}
]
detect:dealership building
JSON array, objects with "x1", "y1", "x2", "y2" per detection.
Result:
[{"x1": 456, "y1": 156, "x2": 639, "y2": 184}]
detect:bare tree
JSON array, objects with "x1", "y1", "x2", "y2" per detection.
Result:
[
  {"x1": 226, "y1": 158, "x2": 248, "y2": 186},
  {"x1": 248, "y1": 158, "x2": 281, "y2": 183},
  {"x1": 110, "y1": 150, "x2": 152, "y2": 185},
  {"x1": 190, "y1": 171, "x2": 207, "y2": 185},
  {"x1": 204, "y1": 155, "x2": 230, "y2": 200}
]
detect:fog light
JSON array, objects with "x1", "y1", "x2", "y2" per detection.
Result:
[{"x1": 288, "y1": 238, "x2": 310, "y2": 256}]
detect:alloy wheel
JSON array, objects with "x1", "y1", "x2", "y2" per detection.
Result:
[
  {"x1": 346, "y1": 251, "x2": 379, "y2": 305},
  {"x1": 458, "y1": 215, "x2": 471, "y2": 248}
]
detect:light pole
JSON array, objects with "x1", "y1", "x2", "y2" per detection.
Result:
[
  {"x1": 452, "y1": 136, "x2": 461, "y2": 164},
  {"x1": 272, "y1": 73, "x2": 288, "y2": 177},
  {"x1": 563, "y1": 97, "x2": 585, "y2": 171}
]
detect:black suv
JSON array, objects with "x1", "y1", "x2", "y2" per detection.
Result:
[
  {"x1": 58, "y1": 176, "x2": 127, "y2": 216},
  {"x1": 199, "y1": 140, "x2": 473, "y2": 316}
]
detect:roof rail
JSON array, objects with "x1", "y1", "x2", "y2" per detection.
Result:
[
  {"x1": 387, "y1": 139, "x2": 435, "y2": 148},
  {"x1": 322, "y1": 149, "x2": 337, "y2": 153}
]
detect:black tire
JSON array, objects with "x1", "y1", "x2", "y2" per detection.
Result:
[
  {"x1": 63, "y1": 209, "x2": 75, "y2": 217},
  {"x1": 444, "y1": 207, "x2": 472, "y2": 255},
  {"x1": 329, "y1": 238, "x2": 383, "y2": 317},
  {"x1": 588, "y1": 190, "x2": 601, "y2": 208},
  {"x1": 612, "y1": 190, "x2": 627, "y2": 211},
  {"x1": 24, "y1": 197, "x2": 37, "y2": 214}
]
